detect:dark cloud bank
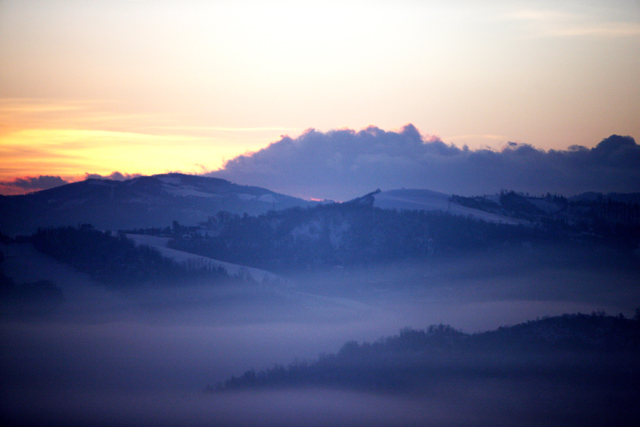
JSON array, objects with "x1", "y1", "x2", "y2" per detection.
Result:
[
  {"x1": 211, "y1": 125, "x2": 640, "y2": 200},
  {"x1": 0, "y1": 175, "x2": 68, "y2": 195},
  {"x1": 0, "y1": 172, "x2": 140, "y2": 195},
  {"x1": 83, "y1": 171, "x2": 141, "y2": 182}
]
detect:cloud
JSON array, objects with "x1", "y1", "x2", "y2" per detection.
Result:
[
  {"x1": 83, "y1": 172, "x2": 141, "y2": 181},
  {"x1": 0, "y1": 172, "x2": 144, "y2": 195},
  {"x1": 209, "y1": 125, "x2": 640, "y2": 200},
  {"x1": 0, "y1": 175, "x2": 69, "y2": 195}
]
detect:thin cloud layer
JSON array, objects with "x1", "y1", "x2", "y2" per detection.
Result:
[
  {"x1": 84, "y1": 172, "x2": 142, "y2": 181},
  {"x1": 0, "y1": 172, "x2": 143, "y2": 195},
  {"x1": 0, "y1": 175, "x2": 69, "y2": 195},
  {"x1": 211, "y1": 125, "x2": 640, "y2": 200}
]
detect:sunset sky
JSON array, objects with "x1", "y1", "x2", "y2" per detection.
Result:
[{"x1": 1, "y1": 0, "x2": 639, "y2": 196}]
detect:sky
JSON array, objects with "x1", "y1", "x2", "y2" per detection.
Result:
[{"x1": 1, "y1": 0, "x2": 639, "y2": 197}]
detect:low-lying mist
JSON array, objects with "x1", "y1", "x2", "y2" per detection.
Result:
[
  {"x1": 9, "y1": 382, "x2": 636, "y2": 427},
  {"x1": 1, "y1": 240, "x2": 639, "y2": 426}
]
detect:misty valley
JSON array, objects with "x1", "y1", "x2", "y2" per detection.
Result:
[
  {"x1": 1, "y1": 176, "x2": 640, "y2": 426},
  {"x1": 4, "y1": 0, "x2": 640, "y2": 421}
]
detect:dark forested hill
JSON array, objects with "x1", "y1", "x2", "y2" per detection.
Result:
[
  {"x1": 168, "y1": 203, "x2": 542, "y2": 271},
  {"x1": 167, "y1": 197, "x2": 640, "y2": 272},
  {"x1": 217, "y1": 312, "x2": 640, "y2": 394},
  {"x1": 451, "y1": 190, "x2": 640, "y2": 242},
  {"x1": 29, "y1": 226, "x2": 230, "y2": 287}
]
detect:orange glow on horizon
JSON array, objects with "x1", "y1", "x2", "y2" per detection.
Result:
[
  {"x1": 0, "y1": 128, "x2": 227, "y2": 179},
  {"x1": 1, "y1": 1, "x2": 639, "y2": 194},
  {"x1": 0, "y1": 99, "x2": 299, "y2": 187}
]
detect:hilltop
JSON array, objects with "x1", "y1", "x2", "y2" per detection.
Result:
[{"x1": 0, "y1": 173, "x2": 313, "y2": 235}]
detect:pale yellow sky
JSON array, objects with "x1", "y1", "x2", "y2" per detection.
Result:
[{"x1": 1, "y1": 0, "x2": 639, "y2": 187}]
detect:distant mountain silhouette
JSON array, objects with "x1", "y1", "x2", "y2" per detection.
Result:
[
  {"x1": 0, "y1": 173, "x2": 312, "y2": 235},
  {"x1": 2, "y1": 172, "x2": 639, "y2": 243}
]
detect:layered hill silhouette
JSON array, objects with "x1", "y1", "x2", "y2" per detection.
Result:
[
  {"x1": 2, "y1": 173, "x2": 639, "y2": 252},
  {"x1": 0, "y1": 173, "x2": 313, "y2": 235}
]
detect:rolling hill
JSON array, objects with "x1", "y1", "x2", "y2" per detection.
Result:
[{"x1": 0, "y1": 173, "x2": 314, "y2": 235}]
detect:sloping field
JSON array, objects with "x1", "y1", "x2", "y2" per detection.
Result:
[
  {"x1": 374, "y1": 189, "x2": 522, "y2": 224},
  {"x1": 127, "y1": 234, "x2": 292, "y2": 287}
]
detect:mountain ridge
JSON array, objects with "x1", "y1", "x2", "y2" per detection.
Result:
[
  {"x1": 2, "y1": 172, "x2": 640, "y2": 238},
  {"x1": 0, "y1": 173, "x2": 314, "y2": 235}
]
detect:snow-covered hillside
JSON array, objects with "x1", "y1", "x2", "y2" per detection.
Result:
[
  {"x1": 0, "y1": 173, "x2": 313, "y2": 235},
  {"x1": 127, "y1": 234, "x2": 292, "y2": 287},
  {"x1": 373, "y1": 189, "x2": 523, "y2": 224}
]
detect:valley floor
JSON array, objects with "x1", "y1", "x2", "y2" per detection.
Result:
[{"x1": 1, "y1": 241, "x2": 639, "y2": 426}]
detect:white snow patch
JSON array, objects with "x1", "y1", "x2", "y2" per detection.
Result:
[
  {"x1": 258, "y1": 193, "x2": 277, "y2": 203},
  {"x1": 448, "y1": 204, "x2": 524, "y2": 225},
  {"x1": 162, "y1": 184, "x2": 214, "y2": 198},
  {"x1": 374, "y1": 190, "x2": 450, "y2": 211},
  {"x1": 237, "y1": 194, "x2": 256, "y2": 201},
  {"x1": 127, "y1": 234, "x2": 292, "y2": 287},
  {"x1": 374, "y1": 190, "x2": 523, "y2": 225}
]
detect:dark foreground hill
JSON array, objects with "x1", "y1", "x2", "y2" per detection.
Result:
[
  {"x1": 0, "y1": 173, "x2": 312, "y2": 235},
  {"x1": 214, "y1": 313, "x2": 640, "y2": 426},
  {"x1": 168, "y1": 197, "x2": 640, "y2": 273},
  {"x1": 217, "y1": 312, "x2": 640, "y2": 394}
]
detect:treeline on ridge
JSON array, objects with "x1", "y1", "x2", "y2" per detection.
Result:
[
  {"x1": 168, "y1": 203, "x2": 548, "y2": 271},
  {"x1": 215, "y1": 312, "x2": 640, "y2": 394},
  {"x1": 452, "y1": 191, "x2": 640, "y2": 245}
]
